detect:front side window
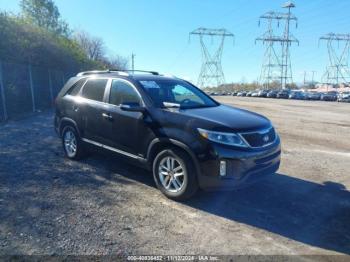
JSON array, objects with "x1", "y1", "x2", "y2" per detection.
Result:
[
  {"x1": 138, "y1": 79, "x2": 218, "y2": 109},
  {"x1": 81, "y1": 79, "x2": 108, "y2": 102},
  {"x1": 109, "y1": 80, "x2": 141, "y2": 106}
]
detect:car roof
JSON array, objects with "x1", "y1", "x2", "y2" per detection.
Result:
[
  {"x1": 57, "y1": 71, "x2": 188, "y2": 100},
  {"x1": 75, "y1": 70, "x2": 181, "y2": 82}
]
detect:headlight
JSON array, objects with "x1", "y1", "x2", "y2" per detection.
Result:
[{"x1": 197, "y1": 128, "x2": 248, "y2": 147}]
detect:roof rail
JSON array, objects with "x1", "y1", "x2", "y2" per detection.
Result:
[
  {"x1": 76, "y1": 70, "x2": 110, "y2": 77},
  {"x1": 76, "y1": 69, "x2": 160, "y2": 77},
  {"x1": 109, "y1": 69, "x2": 160, "y2": 75}
]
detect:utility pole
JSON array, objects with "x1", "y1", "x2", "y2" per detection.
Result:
[
  {"x1": 256, "y1": 1, "x2": 298, "y2": 90},
  {"x1": 131, "y1": 53, "x2": 135, "y2": 71},
  {"x1": 319, "y1": 33, "x2": 350, "y2": 86},
  {"x1": 311, "y1": 71, "x2": 316, "y2": 85},
  {"x1": 190, "y1": 28, "x2": 234, "y2": 88},
  {"x1": 302, "y1": 71, "x2": 316, "y2": 88}
]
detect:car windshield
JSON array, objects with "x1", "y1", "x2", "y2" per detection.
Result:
[{"x1": 138, "y1": 79, "x2": 218, "y2": 109}]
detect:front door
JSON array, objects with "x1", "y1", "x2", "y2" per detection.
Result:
[{"x1": 104, "y1": 79, "x2": 146, "y2": 156}]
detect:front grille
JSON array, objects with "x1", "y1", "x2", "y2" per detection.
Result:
[{"x1": 241, "y1": 127, "x2": 276, "y2": 148}]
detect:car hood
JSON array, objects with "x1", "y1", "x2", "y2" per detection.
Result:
[{"x1": 179, "y1": 105, "x2": 271, "y2": 132}]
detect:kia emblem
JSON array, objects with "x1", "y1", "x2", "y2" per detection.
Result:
[{"x1": 263, "y1": 135, "x2": 269, "y2": 142}]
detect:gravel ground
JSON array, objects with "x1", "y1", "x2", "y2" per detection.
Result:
[{"x1": 0, "y1": 97, "x2": 349, "y2": 256}]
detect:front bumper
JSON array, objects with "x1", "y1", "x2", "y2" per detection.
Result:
[{"x1": 196, "y1": 138, "x2": 281, "y2": 190}]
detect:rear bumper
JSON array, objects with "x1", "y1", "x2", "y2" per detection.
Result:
[{"x1": 196, "y1": 138, "x2": 281, "y2": 190}]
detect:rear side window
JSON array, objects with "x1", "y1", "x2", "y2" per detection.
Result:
[
  {"x1": 109, "y1": 80, "x2": 141, "y2": 106},
  {"x1": 67, "y1": 79, "x2": 86, "y2": 96},
  {"x1": 81, "y1": 79, "x2": 108, "y2": 102}
]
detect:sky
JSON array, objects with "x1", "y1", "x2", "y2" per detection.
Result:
[{"x1": 1, "y1": 0, "x2": 350, "y2": 84}]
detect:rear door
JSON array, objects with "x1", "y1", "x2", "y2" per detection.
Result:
[
  {"x1": 79, "y1": 78, "x2": 110, "y2": 144},
  {"x1": 57, "y1": 78, "x2": 87, "y2": 131}
]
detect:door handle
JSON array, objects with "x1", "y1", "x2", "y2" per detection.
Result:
[
  {"x1": 73, "y1": 105, "x2": 79, "y2": 112},
  {"x1": 102, "y1": 113, "x2": 113, "y2": 120}
]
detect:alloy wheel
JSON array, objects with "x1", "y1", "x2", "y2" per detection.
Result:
[
  {"x1": 64, "y1": 130, "x2": 77, "y2": 158},
  {"x1": 158, "y1": 156, "x2": 185, "y2": 193}
]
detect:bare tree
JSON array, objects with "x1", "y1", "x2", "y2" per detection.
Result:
[
  {"x1": 75, "y1": 30, "x2": 105, "y2": 61},
  {"x1": 106, "y1": 55, "x2": 129, "y2": 70},
  {"x1": 75, "y1": 30, "x2": 128, "y2": 70}
]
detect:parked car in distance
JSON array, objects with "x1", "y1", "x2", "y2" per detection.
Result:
[
  {"x1": 246, "y1": 91, "x2": 253, "y2": 97},
  {"x1": 258, "y1": 90, "x2": 269, "y2": 97},
  {"x1": 54, "y1": 70, "x2": 281, "y2": 200},
  {"x1": 289, "y1": 91, "x2": 305, "y2": 100},
  {"x1": 267, "y1": 90, "x2": 278, "y2": 98},
  {"x1": 321, "y1": 91, "x2": 338, "y2": 101},
  {"x1": 338, "y1": 92, "x2": 350, "y2": 102},
  {"x1": 306, "y1": 92, "x2": 321, "y2": 100},
  {"x1": 276, "y1": 90, "x2": 290, "y2": 99},
  {"x1": 232, "y1": 92, "x2": 238, "y2": 96},
  {"x1": 251, "y1": 91, "x2": 260, "y2": 97},
  {"x1": 237, "y1": 91, "x2": 247, "y2": 97}
]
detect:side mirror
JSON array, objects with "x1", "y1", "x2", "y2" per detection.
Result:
[{"x1": 120, "y1": 103, "x2": 146, "y2": 113}]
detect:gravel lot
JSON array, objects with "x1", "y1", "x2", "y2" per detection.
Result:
[{"x1": 0, "y1": 97, "x2": 349, "y2": 256}]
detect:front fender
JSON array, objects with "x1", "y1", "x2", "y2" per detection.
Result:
[{"x1": 146, "y1": 137, "x2": 201, "y2": 178}]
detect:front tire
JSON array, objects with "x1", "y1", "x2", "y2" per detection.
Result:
[
  {"x1": 61, "y1": 126, "x2": 86, "y2": 160},
  {"x1": 153, "y1": 148, "x2": 198, "y2": 201}
]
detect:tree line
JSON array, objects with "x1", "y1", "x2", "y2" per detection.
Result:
[{"x1": 0, "y1": 0, "x2": 128, "y2": 72}]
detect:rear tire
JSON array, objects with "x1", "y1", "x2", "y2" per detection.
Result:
[
  {"x1": 153, "y1": 148, "x2": 198, "y2": 201},
  {"x1": 61, "y1": 126, "x2": 86, "y2": 160}
]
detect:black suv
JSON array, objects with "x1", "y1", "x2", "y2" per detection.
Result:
[{"x1": 55, "y1": 70, "x2": 281, "y2": 200}]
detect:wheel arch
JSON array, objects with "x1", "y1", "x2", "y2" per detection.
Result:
[
  {"x1": 59, "y1": 117, "x2": 81, "y2": 137},
  {"x1": 147, "y1": 138, "x2": 201, "y2": 178}
]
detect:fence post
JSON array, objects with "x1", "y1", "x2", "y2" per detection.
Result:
[
  {"x1": 48, "y1": 69, "x2": 54, "y2": 104},
  {"x1": 0, "y1": 61, "x2": 8, "y2": 120},
  {"x1": 28, "y1": 65, "x2": 36, "y2": 112}
]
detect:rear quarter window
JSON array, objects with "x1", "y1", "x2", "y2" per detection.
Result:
[{"x1": 66, "y1": 78, "x2": 87, "y2": 96}]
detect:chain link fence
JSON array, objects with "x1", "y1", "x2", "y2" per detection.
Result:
[{"x1": 0, "y1": 60, "x2": 76, "y2": 122}]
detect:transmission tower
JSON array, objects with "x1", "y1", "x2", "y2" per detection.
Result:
[
  {"x1": 319, "y1": 33, "x2": 350, "y2": 86},
  {"x1": 256, "y1": 2, "x2": 298, "y2": 89},
  {"x1": 190, "y1": 28, "x2": 234, "y2": 88},
  {"x1": 256, "y1": 13, "x2": 283, "y2": 89}
]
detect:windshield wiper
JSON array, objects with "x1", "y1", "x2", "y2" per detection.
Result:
[{"x1": 181, "y1": 104, "x2": 217, "y2": 109}]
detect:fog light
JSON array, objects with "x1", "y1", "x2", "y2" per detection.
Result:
[{"x1": 220, "y1": 160, "x2": 226, "y2": 176}]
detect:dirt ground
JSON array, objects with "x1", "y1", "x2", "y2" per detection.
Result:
[{"x1": 0, "y1": 97, "x2": 349, "y2": 256}]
